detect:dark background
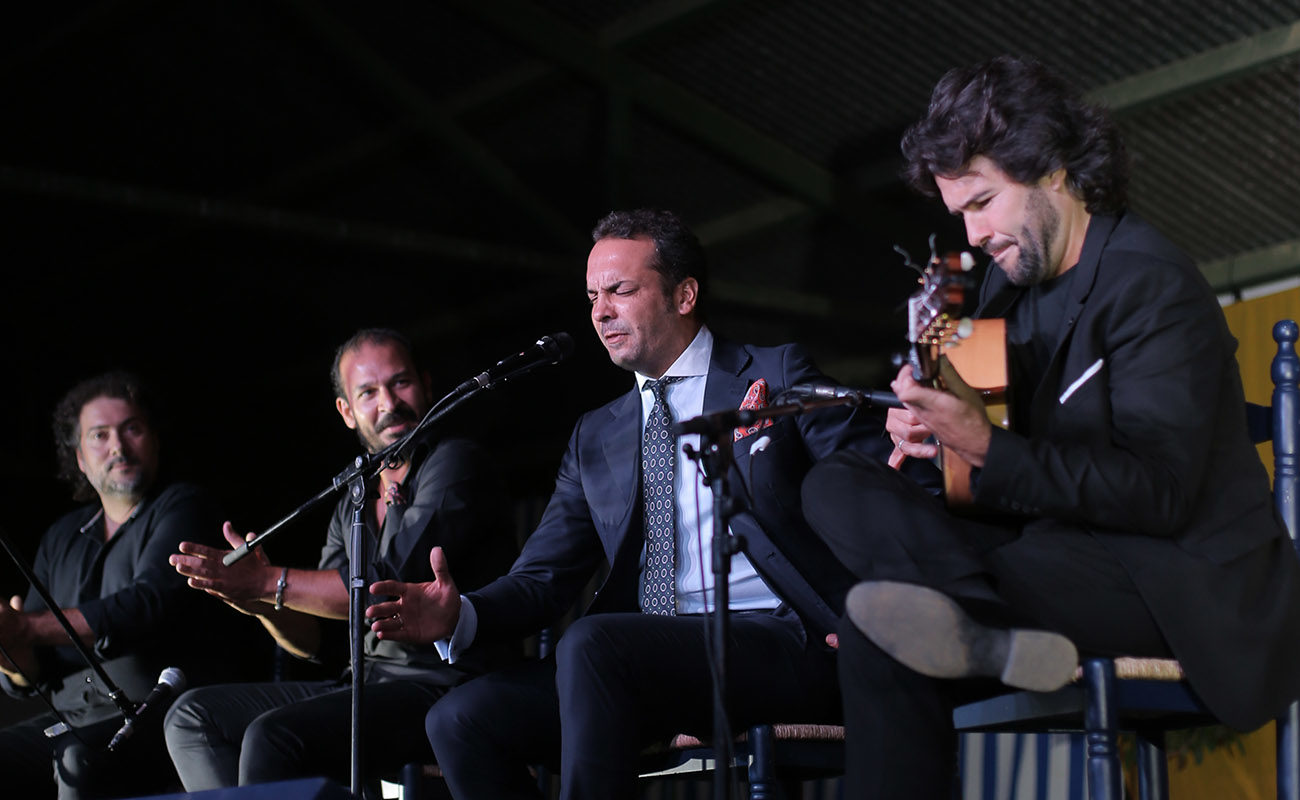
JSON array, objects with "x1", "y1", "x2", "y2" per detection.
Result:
[{"x1": 2, "y1": 1, "x2": 1298, "y2": 587}]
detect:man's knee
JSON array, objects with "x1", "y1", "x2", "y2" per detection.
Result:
[
  {"x1": 163, "y1": 687, "x2": 218, "y2": 744},
  {"x1": 425, "y1": 685, "x2": 478, "y2": 756},
  {"x1": 554, "y1": 615, "x2": 612, "y2": 663},
  {"x1": 802, "y1": 449, "x2": 893, "y2": 512}
]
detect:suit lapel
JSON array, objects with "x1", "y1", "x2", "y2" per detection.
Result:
[
  {"x1": 704, "y1": 338, "x2": 757, "y2": 477},
  {"x1": 602, "y1": 388, "x2": 642, "y2": 529},
  {"x1": 1031, "y1": 213, "x2": 1114, "y2": 423}
]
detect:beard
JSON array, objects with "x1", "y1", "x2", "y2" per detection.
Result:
[
  {"x1": 1000, "y1": 187, "x2": 1060, "y2": 287},
  {"x1": 90, "y1": 457, "x2": 151, "y2": 500},
  {"x1": 356, "y1": 406, "x2": 420, "y2": 455}
]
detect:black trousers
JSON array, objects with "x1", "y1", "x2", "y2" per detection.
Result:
[
  {"x1": 163, "y1": 677, "x2": 448, "y2": 796},
  {"x1": 0, "y1": 707, "x2": 178, "y2": 800},
  {"x1": 803, "y1": 450, "x2": 1174, "y2": 799},
  {"x1": 426, "y1": 609, "x2": 840, "y2": 800}
]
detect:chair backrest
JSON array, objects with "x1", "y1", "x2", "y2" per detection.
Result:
[{"x1": 1271, "y1": 319, "x2": 1300, "y2": 542}]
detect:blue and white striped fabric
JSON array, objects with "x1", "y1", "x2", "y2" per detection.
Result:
[{"x1": 959, "y1": 732, "x2": 1089, "y2": 800}]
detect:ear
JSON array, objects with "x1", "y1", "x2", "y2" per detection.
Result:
[
  {"x1": 675, "y1": 277, "x2": 699, "y2": 316},
  {"x1": 75, "y1": 447, "x2": 87, "y2": 475},
  {"x1": 336, "y1": 396, "x2": 358, "y2": 430},
  {"x1": 1043, "y1": 167, "x2": 1070, "y2": 194}
]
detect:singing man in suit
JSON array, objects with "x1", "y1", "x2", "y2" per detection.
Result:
[
  {"x1": 803, "y1": 54, "x2": 1300, "y2": 798},
  {"x1": 365, "y1": 208, "x2": 906, "y2": 799}
]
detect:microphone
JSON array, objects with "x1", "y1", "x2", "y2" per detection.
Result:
[
  {"x1": 456, "y1": 333, "x2": 575, "y2": 393},
  {"x1": 107, "y1": 667, "x2": 186, "y2": 752},
  {"x1": 782, "y1": 383, "x2": 903, "y2": 409}
]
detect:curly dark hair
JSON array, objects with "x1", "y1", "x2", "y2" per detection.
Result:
[
  {"x1": 52, "y1": 371, "x2": 158, "y2": 502},
  {"x1": 591, "y1": 208, "x2": 707, "y2": 317},
  {"x1": 330, "y1": 328, "x2": 417, "y2": 401},
  {"x1": 901, "y1": 55, "x2": 1129, "y2": 215}
]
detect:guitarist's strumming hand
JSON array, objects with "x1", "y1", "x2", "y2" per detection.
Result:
[{"x1": 890, "y1": 357, "x2": 993, "y2": 469}]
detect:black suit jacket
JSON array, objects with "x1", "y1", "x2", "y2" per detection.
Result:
[
  {"x1": 974, "y1": 211, "x2": 1300, "y2": 730},
  {"x1": 467, "y1": 336, "x2": 890, "y2": 645}
]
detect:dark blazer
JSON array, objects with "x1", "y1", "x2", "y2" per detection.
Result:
[
  {"x1": 468, "y1": 336, "x2": 889, "y2": 644},
  {"x1": 974, "y1": 211, "x2": 1300, "y2": 730}
]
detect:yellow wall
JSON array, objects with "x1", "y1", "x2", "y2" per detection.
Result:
[
  {"x1": 1222, "y1": 287, "x2": 1300, "y2": 480},
  {"x1": 1160, "y1": 289, "x2": 1300, "y2": 798}
]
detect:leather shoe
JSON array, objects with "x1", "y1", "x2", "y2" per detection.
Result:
[{"x1": 845, "y1": 580, "x2": 1078, "y2": 692}]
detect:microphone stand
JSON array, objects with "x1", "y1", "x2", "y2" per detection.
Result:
[
  {"x1": 679, "y1": 425, "x2": 740, "y2": 800},
  {"x1": 673, "y1": 393, "x2": 865, "y2": 800},
  {"x1": 223, "y1": 342, "x2": 564, "y2": 796},
  {"x1": 0, "y1": 529, "x2": 138, "y2": 740}
]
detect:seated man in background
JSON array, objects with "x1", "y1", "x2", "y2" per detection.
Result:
[
  {"x1": 804, "y1": 54, "x2": 1300, "y2": 799},
  {"x1": 165, "y1": 328, "x2": 519, "y2": 796},
  {"x1": 0, "y1": 371, "x2": 265, "y2": 799}
]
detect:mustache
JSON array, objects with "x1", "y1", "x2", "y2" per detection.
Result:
[
  {"x1": 983, "y1": 237, "x2": 1014, "y2": 257},
  {"x1": 375, "y1": 407, "x2": 419, "y2": 433},
  {"x1": 105, "y1": 455, "x2": 138, "y2": 470}
]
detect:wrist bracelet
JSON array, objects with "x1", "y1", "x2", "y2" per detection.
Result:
[{"x1": 274, "y1": 567, "x2": 289, "y2": 611}]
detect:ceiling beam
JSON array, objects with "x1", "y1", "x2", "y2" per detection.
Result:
[
  {"x1": 1201, "y1": 238, "x2": 1300, "y2": 292},
  {"x1": 442, "y1": 0, "x2": 738, "y2": 116},
  {"x1": 1088, "y1": 21, "x2": 1300, "y2": 113},
  {"x1": 851, "y1": 20, "x2": 1300, "y2": 198},
  {"x1": 0, "y1": 164, "x2": 573, "y2": 273},
  {"x1": 596, "y1": 0, "x2": 739, "y2": 46},
  {"x1": 694, "y1": 197, "x2": 812, "y2": 246},
  {"x1": 0, "y1": 164, "x2": 841, "y2": 320},
  {"x1": 448, "y1": 0, "x2": 840, "y2": 209},
  {"x1": 278, "y1": 0, "x2": 588, "y2": 251}
]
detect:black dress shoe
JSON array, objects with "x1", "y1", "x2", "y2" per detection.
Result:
[{"x1": 845, "y1": 580, "x2": 1078, "y2": 692}]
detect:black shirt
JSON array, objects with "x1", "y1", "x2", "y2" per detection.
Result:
[
  {"x1": 1, "y1": 482, "x2": 264, "y2": 723},
  {"x1": 320, "y1": 438, "x2": 518, "y2": 683}
]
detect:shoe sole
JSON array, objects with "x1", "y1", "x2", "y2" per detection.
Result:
[{"x1": 845, "y1": 581, "x2": 1077, "y2": 692}]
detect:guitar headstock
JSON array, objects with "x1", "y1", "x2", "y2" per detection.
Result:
[{"x1": 897, "y1": 236, "x2": 976, "y2": 383}]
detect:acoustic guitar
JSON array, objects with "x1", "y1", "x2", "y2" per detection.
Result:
[{"x1": 900, "y1": 240, "x2": 1010, "y2": 506}]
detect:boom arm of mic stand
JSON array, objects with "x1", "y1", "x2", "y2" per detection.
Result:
[
  {"x1": 223, "y1": 383, "x2": 486, "y2": 567},
  {"x1": 670, "y1": 394, "x2": 866, "y2": 438},
  {"x1": 0, "y1": 529, "x2": 137, "y2": 719}
]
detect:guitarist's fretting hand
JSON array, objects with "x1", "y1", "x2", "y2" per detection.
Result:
[{"x1": 888, "y1": 357, "x2": 993, "y2": 470}]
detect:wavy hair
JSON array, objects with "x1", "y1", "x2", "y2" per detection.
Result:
[
  {"x1": 51, "y1": 371, "x2": 158, "y2": 502},
  {"x1": 901, "y1": 55, "x2": 1129, "y2": 214}
]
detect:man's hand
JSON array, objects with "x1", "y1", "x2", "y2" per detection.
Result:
[
  {"x1": 0, "y1": 595, "x2": 36, "y2": 683},
  {"x1": 890, "y1": 359, "x2": 993, "y2": 468},
  {"x1": 170, "y1": 522, "x2": 274, "y2": 615},
  {"x1": 885, "y1": 405, "x2": 939, "y2": 467},
  {"x1": 366, "y1": 546, "x2": 461, "y2": 643}
]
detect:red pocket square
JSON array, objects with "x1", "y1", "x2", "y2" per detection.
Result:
[{"x1": 734, "y1": 378, "x2": 775, "y2": 442}]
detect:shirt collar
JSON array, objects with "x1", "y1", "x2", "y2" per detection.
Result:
[
  {"x1": 634, "y1": 325, "x2": 712, "y2": 391},
  {"x1": 79, "y1": 498, "x2": 145, "y2": 535}
]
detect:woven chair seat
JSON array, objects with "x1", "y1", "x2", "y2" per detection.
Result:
[{"x1": 666, "y1": 723, "x2": 845, "y2": 751}]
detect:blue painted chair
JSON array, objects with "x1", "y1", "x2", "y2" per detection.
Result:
[
  {"x1": 639, "y1": 722, "x2": 844, "y2": 799},
  {"x1": 953, "y1": 319, "x2": 1300, "y2": 800}
]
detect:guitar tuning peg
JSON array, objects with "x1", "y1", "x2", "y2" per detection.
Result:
[
  {"x1": 955, "y1": 318, "x2": 974, "y2": 339},
  {"x1": 960, "y1": 252, "x2": 975, "y2": 272}
]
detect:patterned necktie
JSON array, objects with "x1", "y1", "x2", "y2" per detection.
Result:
[{"x1": 641, "y1": 376, "x2": 683, "y2": 615}]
